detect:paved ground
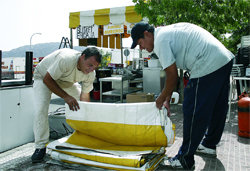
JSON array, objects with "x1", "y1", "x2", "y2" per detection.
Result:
[{"x1": 0, "y1": 95, "x2": 249, "y2": 171}]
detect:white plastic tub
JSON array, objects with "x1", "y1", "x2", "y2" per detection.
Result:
[
  {"x1": 170, "y1": 92, "x2": 179, "y2": 104},
  {"x1": 148, "y1": 59, "x2": 161, "y2": 68}
]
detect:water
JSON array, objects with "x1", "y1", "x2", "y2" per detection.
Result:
[{"x1": 2, "y1": 57, "x2": 26, "y2": 79}]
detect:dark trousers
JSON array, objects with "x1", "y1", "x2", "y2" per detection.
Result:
[{"x1": 177, "y1": 60, "x2": 233, "y2": 169}]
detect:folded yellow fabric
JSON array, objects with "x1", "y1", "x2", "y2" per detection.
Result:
[
  {"x1": 66, "y1": 123, "x2": 167, "y2": 151},
  {"x1": 66, "y1": 102, "x2": 174, "y2": 148},
  {"x1": 48, "y1": 149, "x2": 166, "y2": 171},
  {"x1": 47, "y1": 137, "x2": 152, "y2": 168},
  {"x1": 50, "y1": 102, "x2": 175, "y2": 168}
]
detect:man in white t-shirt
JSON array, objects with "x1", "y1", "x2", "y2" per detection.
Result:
[
  {"x1": 131, "y1": 22, "x2": 234, "y2": 169},
  {"x1": 31, "y1": 47, "x2": 102, "y2": 163}
]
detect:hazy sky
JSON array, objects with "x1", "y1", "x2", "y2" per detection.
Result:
[{"x1": 0, "y1": 0, "x2": 135, "y2": 51}]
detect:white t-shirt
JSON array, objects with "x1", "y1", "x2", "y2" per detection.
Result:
[
  {"x1": 34, "y1": 48, "x2": 95, "y2": 93},
  {"x1": 154, "y1": 23, "x2": 234, "y2": 78}
]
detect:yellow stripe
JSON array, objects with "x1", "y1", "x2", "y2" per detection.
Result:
[
  {"x1": 125, "y1": 6, "x2": 142, "y2": 23},
  {"x1": 94, "y1": 8, "x2": 110, "y2": 25},
  {"x1": 62, "y1": 160, "x2": 141, "y2": 171},
  {"x1": 54, "y1": 149, "x2": 143, "y2": 167},
  {"x1": 56, "y1": 153, "x2": 165, "y2": 171},
  {"x1": 69, "y1": 12, "x2": 80, "y2": 28},
  {"x1": 66, "y1": 119, "x2": 167, "y2": 148},
  {"x1": 69, "y1": 6, "x2": 142, "y2": 28},
  {"x1": 66, "y1": 130, "x2": 163, "y2": 152}
]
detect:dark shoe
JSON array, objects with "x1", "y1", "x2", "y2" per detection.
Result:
[{"x1": 31, "y1": 148, "x2": 46, "y2": 163}]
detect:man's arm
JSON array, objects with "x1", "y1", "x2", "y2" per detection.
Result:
[
  {"x1": 80, "y1": 92, "x2": 90, "y2": 102},
  {"x1": 43, "y1": 72, "x2": 80, "y2": 111},
  {"x1": 156, "y1": 63, "x2": 178, "y2": 114}
]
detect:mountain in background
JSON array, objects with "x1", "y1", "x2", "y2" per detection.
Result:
[{"x1": 2, "y1": 42, "x2": 86, "y2": 58}]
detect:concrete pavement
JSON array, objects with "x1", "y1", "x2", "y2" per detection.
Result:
[{"x1": 0, "y1": 96, "x2": 249, "y2": 171}]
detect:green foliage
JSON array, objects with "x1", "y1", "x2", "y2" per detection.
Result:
[
  {"x1": 99, "y1": 50, "x2": 111, "y2": 68},
  {"x1": 133, "y1": 0, "x2": 250, "y2": 53}
]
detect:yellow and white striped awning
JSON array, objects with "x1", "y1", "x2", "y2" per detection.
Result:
[{"x1": 69, "y1": 6, "x2": 142, "y2": 28}]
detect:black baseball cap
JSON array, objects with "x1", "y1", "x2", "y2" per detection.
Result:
[{"x1": 130, "y1": 22, "x2": 150, "y2": 49}]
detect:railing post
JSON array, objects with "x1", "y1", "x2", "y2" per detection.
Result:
[{"x1": 25, "y1": 51, "x2": 33, "y2": 85}]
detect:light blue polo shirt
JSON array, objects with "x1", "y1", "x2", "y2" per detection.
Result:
[{"x1": 153, "y1": 23, "x2": 234, "y2": 79}]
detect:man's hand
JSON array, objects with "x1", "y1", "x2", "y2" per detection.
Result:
[
  {"x1": 156, "y1": 95, "x2": 171, "y2": 116},
  {"x1": 156, "y1": 94, "x2": 166, "y2": 109},
  {"x1": 43, "y1": 72, "x2": 80, "y2": 111},
  {"x1": 64, "y1": 95, "x2": 80, "y2": 111},
  {"x1": 163, "y1": 96, "x2": 171, "y2": 116},
  {"x1": 156, "y1": 63, "x2": 177, "y2": 116}
]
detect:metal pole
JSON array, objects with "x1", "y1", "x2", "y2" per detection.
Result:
[
  {"x1": 70, "y1": 28, "x2": 73, "y2": 49},
  {"x1": 30, "y1": 33, "x2": 42, "y2": 50},
  {"x1": 0, "y1": 50, "x2": 2, "y2": 87},
  {"x1": 139, "y1": 49, "x2": 142, "y2": 58},
  {"x1": 120, "y1": 34, "x2": 123, "y2": 65},
  {"x1": 100, "y1": 80, "x2": 103, "y2": 102},
  {"x1": 120, "y1": 34, "x2": 124, "y2": 103},
  {"x1": 121, "y1": 77, "x2": 123, "y2": 103},
  {"x1": 25, "y1": 51, "x2": 33, "y2": 85}
]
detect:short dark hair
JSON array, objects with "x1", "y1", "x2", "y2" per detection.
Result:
[{"x1": 81, "y1": 47, "x2": 102, "y2": 63}]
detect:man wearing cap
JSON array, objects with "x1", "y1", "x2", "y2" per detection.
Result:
[
  {"x1": 31, "y1": 47, "x2": 102, "y2": 163},
  {"x1": 131, "y1": 22, "x2": 234, "y2": 169}
]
